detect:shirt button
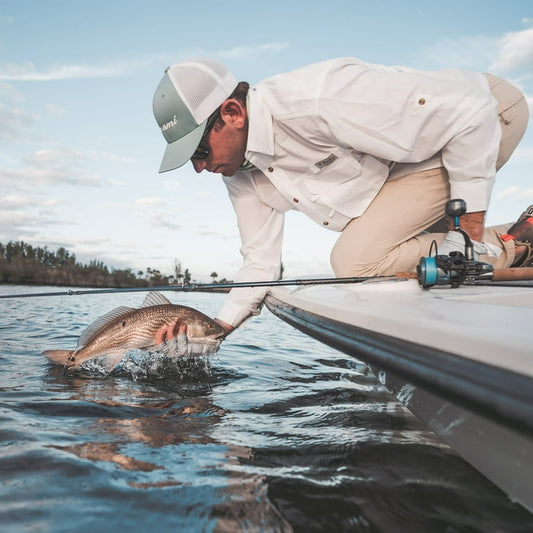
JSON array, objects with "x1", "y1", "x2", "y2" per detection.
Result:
[
  {"x1": 293, "y1": 198, "x2": 299, "y2": 203},
  {"x1": 323, "y1": 221, "x2": 329, "y2": 226},
  {"x1": 418, "y1": 98, "x2": 426, "y2": 105},
  {"x1": 267, "y1": 167, "x2": 274, "y2": 172}
]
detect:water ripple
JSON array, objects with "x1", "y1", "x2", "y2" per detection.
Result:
[{"x1": 0, "y1": 286, "x2": 531, "y2": 532}]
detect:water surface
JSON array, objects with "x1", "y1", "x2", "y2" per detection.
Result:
[{"x1": 0, "y1": 285, "x2": 531, "y2": 532}]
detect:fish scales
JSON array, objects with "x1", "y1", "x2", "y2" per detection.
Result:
[
  {"x1": 43, "y1": 292, "x2": 225, "y2": 371},
  {"x1": 75, "y1": 305, "x2": 190, "y2": 359}
]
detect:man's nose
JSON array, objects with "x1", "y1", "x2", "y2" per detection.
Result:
[{"x1": 191, "y1": 158, "x2": 207, "y2": 173}]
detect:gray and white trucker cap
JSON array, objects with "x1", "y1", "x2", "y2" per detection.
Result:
[{"x1": 153, "y1": 58, "x2": 238, "y2": 173}]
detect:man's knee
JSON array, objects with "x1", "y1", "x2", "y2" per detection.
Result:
[{"x1": 330, "y1": 244, "x2": 382, "y2": 278}]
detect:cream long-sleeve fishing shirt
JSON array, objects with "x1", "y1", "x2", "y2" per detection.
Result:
[{"x1": 216, "y1": 57, "x2": 501, "y2": 327}]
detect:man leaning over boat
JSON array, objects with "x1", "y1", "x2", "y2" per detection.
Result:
[{"x1": 152, "y1": 57, "x2": 530, "y2": 336}]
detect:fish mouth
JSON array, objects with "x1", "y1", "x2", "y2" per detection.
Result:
[{"x1": 190, "y1": 336, "x2": 223, "y2": 346}]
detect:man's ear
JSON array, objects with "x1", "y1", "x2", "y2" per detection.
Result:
[{"x1": 220, "y1": 99, "x2": 246, "y2": 128}]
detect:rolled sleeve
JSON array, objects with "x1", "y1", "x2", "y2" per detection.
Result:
[{"x1": 441, "y1": 91, "x2": 500, "y2": 212}]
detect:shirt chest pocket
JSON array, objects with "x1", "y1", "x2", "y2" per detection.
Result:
[
  {"x1": 301, "y1": 150, "x2": 389, "y2": 219},
  {"x1": 302, "y1": 149, "x2": 362, "y2": 199}
]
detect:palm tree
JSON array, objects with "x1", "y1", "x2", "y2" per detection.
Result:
[{"x1": 173, "y1": 259, "x2": 183, "y2": 285}]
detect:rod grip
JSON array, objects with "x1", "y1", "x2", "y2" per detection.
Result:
[
  {"x1": 492, "y1": 267, "x2": 533, "y2": 281},
  {"x1": 395, "y1": 272, "x2": 418, "y2": 279}
]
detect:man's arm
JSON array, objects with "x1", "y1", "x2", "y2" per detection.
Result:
[
  {"x1": 214, "y1": 318, "x2": 235, "y2": 336},
  {"x1": 454, "y1": 210, "x2": 485, "y2": 242},
  {"x1": 215, "y1": 173, "x2": 285, "y2": 330}
]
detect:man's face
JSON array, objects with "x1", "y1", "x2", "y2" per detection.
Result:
[{"x1": 191, "y1": 100, "x2": 248, "y2": 177}]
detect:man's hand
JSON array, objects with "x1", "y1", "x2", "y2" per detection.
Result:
[
  {"x1": 214, "y1": 318, "x2": 235, "y2": 336},
  {"x1": 154, "y1": 320, "x2": 186, "y2": 345},
  {"x1": 452, "y1": 210, "x2": 485, "y2": 242}
]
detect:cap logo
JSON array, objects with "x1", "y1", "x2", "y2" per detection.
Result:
[{"x1": 161, "y1": 115, "x2": 178, "y2": 132}]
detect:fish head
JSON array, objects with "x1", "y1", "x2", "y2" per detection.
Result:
[
  {"x1": 163, "y1": 308, "x2": 227, "y2": 358},
  {"x1": 177, "y1": 311, "x2": 226, "y2": 344}
]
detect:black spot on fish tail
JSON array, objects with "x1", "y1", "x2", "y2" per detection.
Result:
[{"x1": 42, "y1": 349, "x2": 76, "y2": 367}]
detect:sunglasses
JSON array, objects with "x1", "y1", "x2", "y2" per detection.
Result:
[{"x1": 191, "y1": 109, "x2": 220, "y2": 160}]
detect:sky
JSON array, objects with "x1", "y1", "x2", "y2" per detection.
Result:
[{"x1": 0, "y1": 1, "x2": 532, "y2": 282}]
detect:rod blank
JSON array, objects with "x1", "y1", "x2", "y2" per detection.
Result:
[{"x1": 0, "y1": 275, "x2": 394, "y2": 300}]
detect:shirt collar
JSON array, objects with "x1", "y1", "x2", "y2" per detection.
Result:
[{"x1": 245, "y1": 86, "x2": 275, "y2": 161}]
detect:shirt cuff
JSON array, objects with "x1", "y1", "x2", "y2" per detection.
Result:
[
  {"x1": 216, "y1": 297, "x2": 262, "y2": 328},
  {"x1": 449, "y1": 178, "x2": 493, "y2": 213}
]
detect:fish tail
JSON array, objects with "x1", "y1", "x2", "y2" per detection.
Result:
[{"x1": 43, "y1": 350, "x2": 75, "y2": 367}]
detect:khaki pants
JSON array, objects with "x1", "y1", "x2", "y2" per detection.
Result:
[{"x1": 331, "y1": 74, "x2": 529, "y2": 276}]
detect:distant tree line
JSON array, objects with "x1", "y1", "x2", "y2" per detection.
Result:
[
  {"x1": 168, "y1": 260, "x2": 231, "y2": 291},
  {"x1": 0, "y1": 241, "x2": 174, "y2": 288}
]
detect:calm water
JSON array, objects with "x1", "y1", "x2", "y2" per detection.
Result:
[{"x1": 0, "y1": 285, "x2": 531, "y2": 533}]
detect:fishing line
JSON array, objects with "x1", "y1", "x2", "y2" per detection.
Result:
[{"x1": 0, "y1": 274, "x2": 403, "y2": 300}]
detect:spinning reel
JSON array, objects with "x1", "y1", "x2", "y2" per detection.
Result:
[{"x1": 416, "y1": 199, "x2": 493, "y2": 288}]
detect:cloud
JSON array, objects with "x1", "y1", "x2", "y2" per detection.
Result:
[
  {"x1": 420, "y1": 35, "x2": 497, "y2": 70},
  {"x1": 95, "y1": 151, "x2": 136, "y2": 165},
  {"x1": 0, "y1": 61, "x2": 122, "y2": 81},
  {"x1": 45, "y1": 103, "x2": 65, "y2": 116},
  {"x1": 144, "y1": 213, "x2": 181, "y2": 230},
  {"x1": 161, "y1": 179, "x2": 182, "y2": 192},
  {"x1": 0, "y1": 148, "x2": 103, "y2": 188},
  {"x1": 0, "y1": 193, "x2": 39, "y2": 209},
  {"x1": 0, "y1": 46, "x2": 285, "y2": 83},
  {"x1": 0, "y1": 54, "x2": 166, "y2": 82},
  {"x1": 489, "y1": 27, "x2": 533, "y2": 74},
  {"x1": 0, "y1": 147, "x2": 131, "y2": 189},
  {"x1": 195, "y1": 225, "x2": 238, "y2": 239},
  {"x1": 496, "y1": 186, "x2": 520, "y2": 199},
  {"x1": 419, "y1": 26, "x2": 533, "y2": 76},
  {"x1": 134, "y1": 197, "x2": 182, "y2": 230},
  {"x1": 0, "y1": 190, "x2": 71, "y2": 245},
  {"x1": 0, "y1": 101, "x2": 39, "y2": 141},
  {"x1": 0, "y1": 81, "x2": 25, "y2": 102},
  {"x1": 514, "y1": 146, "x2": 533, "y2": 162},
  {"x1": 135, "y1": 197, "x2": 167, "y2": 210},
  {"x1": 0, "y1": 206, "x2": 63, "y2": 240},
  {"x1": 217, "y1": 42, "x2": 288, "y2": 60}
]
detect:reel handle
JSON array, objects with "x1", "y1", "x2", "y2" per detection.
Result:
[{"x1": 445, "y1": 198, "x2": 474, "y2": 261}]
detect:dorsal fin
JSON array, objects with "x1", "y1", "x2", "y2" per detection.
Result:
[
  {"x1": 76, "y1": 306, "x2": 134, "y2": 349},
  {"x1": 141, "y1": 291, "x2": 171, "y2": 308}
]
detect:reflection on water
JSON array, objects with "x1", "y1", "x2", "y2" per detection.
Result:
[{"x1": 0, "y1": 286, "x2": 531, "y2": 532}]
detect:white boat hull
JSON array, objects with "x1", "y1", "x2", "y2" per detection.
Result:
[{"x1": 265, "y1": 278, "x2": 533, "y2": 512}]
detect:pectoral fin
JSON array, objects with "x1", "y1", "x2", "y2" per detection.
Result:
[
  {"x1": 43, "y1": 350, "x2": 75, "y2": 367},
  {"x1": 98, "y1": 351, "x2": 126, "y2": 372},
  {"x1": 166, "y1": 333, "x2": 189, "y2": 358}
]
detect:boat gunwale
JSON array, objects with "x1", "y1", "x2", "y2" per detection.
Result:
[{"x1": 265, "y1": 292, "x2": 533, "y2": 438}]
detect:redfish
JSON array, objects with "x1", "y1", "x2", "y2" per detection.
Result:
[{"x1": 43, "y1": 291, "x2": 225, "y2": 371}]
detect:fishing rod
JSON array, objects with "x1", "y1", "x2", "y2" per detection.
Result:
[
  {"x1": 2, "y1": 266, "x2": 533, "y2": 300},
  {"x1": 0, "y1": 274, "x2": 400, "y2": 300},
  {"x1": 3, "y1": 200, "x2": 533, "y2": 300}
]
